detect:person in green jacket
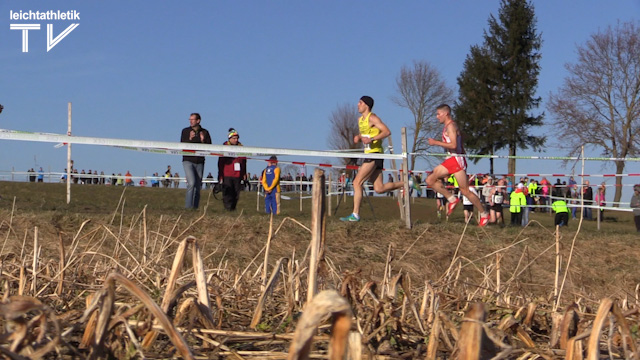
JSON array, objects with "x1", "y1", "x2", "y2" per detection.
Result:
[
  {"x1": 551, "y1": 196, "x2": 570, "y2": 227},
  {"x1": 510, "y1": 183, "x2": 527, "y2": 226}
]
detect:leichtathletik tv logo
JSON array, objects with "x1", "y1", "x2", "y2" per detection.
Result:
[{"x1": 9, "y1": 10, "x2": 79, "y2": 52}]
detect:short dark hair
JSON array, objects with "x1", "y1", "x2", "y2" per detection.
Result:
[
  {"x1": 436, "y1": 104, "x2": 451, "y2": 114},
  {"x1": 190, "y1": 113, "x2": 201, "y2": 121}
]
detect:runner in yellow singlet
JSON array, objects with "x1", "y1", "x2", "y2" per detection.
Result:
[{"x1": 340, "y1": 96, "x2": 404, "y2": 222}]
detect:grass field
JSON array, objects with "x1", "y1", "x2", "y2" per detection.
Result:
[
  {"x1": 1, "y1": 180, "x2": 638, "y2": 296},
  {"x1": 2, "y1": 180, "x2": 640, "y2": 357}
]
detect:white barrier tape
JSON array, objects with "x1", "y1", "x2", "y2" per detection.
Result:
[
  {"x1": 0, "y1": 128, "x2": 403, "y2": 161},
  {"x1": 410, "y1": 152, "x2": 640, "y2": 162},
  {"x1": 404, "y1": 169, "x2": 640, "y2": 177}
]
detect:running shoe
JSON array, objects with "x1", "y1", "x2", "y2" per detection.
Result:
[
  {"x1": 340, "y1": 213, "x2": 360, "y2": 222},
  {"x1": 446, "y1": 198, "x2": 460, "y2": 216},
  {"x1": 478, "y1": 213, "x2": 490, "y2": 227}
]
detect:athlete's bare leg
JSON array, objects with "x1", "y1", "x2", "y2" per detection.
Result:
[
  {"x1": 371, "y1": 170, "x2": 403, "y2": 194},
  {"x1": 351, "y1": 161, "x2": 377, "y2": 216},
  {"x1": 452, "y1": 170, "x2": 485, "y2": 215},
  {"x1": 352, "y1": 162, "x2": 404, "y2": 216},
  {"x1": 426, "y1": 165, "x2": 453, "y2": 199}
]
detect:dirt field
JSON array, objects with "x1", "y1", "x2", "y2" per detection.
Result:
[{"x1": 1, "y1": 181, "x2": 639, "y2": 358}]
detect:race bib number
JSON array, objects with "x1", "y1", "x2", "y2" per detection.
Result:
[
  {"x1": 493, "y1": 194, "x2": 503, "y2": 204},
  {"x1": 234, "y1": 163, "x2": 241, "y2": 171}
]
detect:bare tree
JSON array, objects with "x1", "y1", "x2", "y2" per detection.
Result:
[
  {"x1": 327, "y1": 102, "x2": 361, "y2": 172},
  {"x1": 548, "y1": 21, "x2": 640, "y2": 206},
  {"x1": 392, "y1": 60, "x2": 454, "y2": 170}
]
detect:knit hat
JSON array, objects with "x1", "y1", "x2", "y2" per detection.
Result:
[
  {"x1": 635, "y1": 184, "x2": 640, "y2": 192},
  {"x1": 228, "y1": 128, "x2": 239, "y2": 139},
  {"x1": 360, "y1": 96, "x2": 374, "y2": 110},
  {"x1": 517, "y1": 183, "x2": 524, "y2": 189},
  {"x1": 268, "y1": 155, "x2": 278, "y2": 162}
]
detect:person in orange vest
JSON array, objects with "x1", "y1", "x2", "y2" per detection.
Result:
[{"x1": 125, "y1": 170, "x2": 133, "y2": 186}]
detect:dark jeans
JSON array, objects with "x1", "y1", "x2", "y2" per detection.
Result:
[
  {"x1": 635, "y1": 215, "x2": 640, "y2": 232},
  {"x1": 555, "y1": 212, "x2": 569, "y2": 226},
  {"x1": 511, "y1": 212, "x2": 522, "y2": 226},
  {"x1": 222, "y1": 177, "x2": 243, "y2": 211}
]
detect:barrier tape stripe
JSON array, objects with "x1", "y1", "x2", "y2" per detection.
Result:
[
  {"x1": 0, "y1": 128, "x2": 403, "y2": 161},
  {"x1": 3, "y1": 128, "x2": 637, "y2": 179},
  {"x1": 242, "y1": 154, "x2": 640, "y2": 178},
  {"x1": 411, "y1": 152, "x2": 640, "y2": 162}
]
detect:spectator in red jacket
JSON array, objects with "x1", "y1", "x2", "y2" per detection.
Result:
[{"x1": 218, "y1": 128, "x2": 247, "y2": 211}]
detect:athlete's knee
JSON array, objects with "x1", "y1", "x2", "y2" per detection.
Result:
[{"x1": 426, "y1": 174, "x2": 436, "y2": 186}]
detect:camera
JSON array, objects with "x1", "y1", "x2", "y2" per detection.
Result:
[
  {"x1": 213, "y1": 182, "x2": 224, "y2": 194},
  {"x1": 191, "y1": 124, "x2": 202, "y2": 136}
]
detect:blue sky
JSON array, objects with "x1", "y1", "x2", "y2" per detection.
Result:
[{"x1": 1, "y1": 1, "x2": 638, "y2": 198}]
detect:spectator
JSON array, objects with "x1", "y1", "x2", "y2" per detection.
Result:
[
  {"x1": 37, "y1": 167, "x2": 44, "y2": 182},
  {"x1": 116, "y1": 173, "x2": 123, "y2": 186},
  {"x1": 521, "y1": 179, "x2": 531, "y2": 225},
  {"x1": 150, "y1": 172, "x2": 159, "y2": 187},
  {"x1": 413, "y1": 174, "x2": 423, "y2": 198},
  {"x1": 261, "y1": 156, "x2": 281, "y2": 215},
  {"x1": 164, "y1": 165, "x2": 172, "y2": 188},
  {"x1": 568, "y1": 184, "x2": 578, "y2": 220},
  {"x1": 554, "y1": 178, "x2": 563, "y2": 196},
  {"x1": 205, "y1": 172, "x2": 214, "y2": 189},
  {"x1": 173, "y1": 172, "x2": 180, "y2": 188},
  {"x1": 302, "y1": 173, "x2": 308, "y2": 192},
  {"x1": 245, "y1": 172, "x2": 252, "y2": 191},
  {"x1": 631, "y1": 185, "x2": 640, "y2": 232},
  {"x1": 510, "y1": 183, "x2": 527, "y2": 227},
  {"x1": 459, "y1": 177, "x2": 479, "y2": 223},
  {"x1": 528, "y1": 179, "x2": 539, "y2": 212},
  {"x1": 251, "y1": 174, "x2": 258, "y2": 191},
  {"x1": 125, "y1": 171, "x2": 133, "y2": 186},
  {"x1": 539, "y1": 177, "x2": 550, "y2": 212},
  {"x1": 490, "y1": 178, "x2": 507, "y2": 226},
  {"x1": 181, "y1": 113, "x2": 212, "y2": 209},
  {"x1": 595, "y1": 182, "x2": 606, "y2": 222},
  {"x1": 481, "y1": 175, "x2": 494, "y2": 213},
  {"x1": 582, "y1": 180, "x2": 593, "y2": 220},
  {"x1": 28, "y1": 168, "x2": 36, "y2": 182},
  {"x1": 552, "y1": 194, "x2": 570, "y2": 227},
  {"x1": 218, "y1": 128, "x2": 247, "y2": 211},
  {"x1": 436, "y1": 178, "x2": 448, "y2": 219}
]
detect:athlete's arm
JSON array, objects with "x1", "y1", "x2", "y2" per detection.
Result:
[
  {"x1": 428, "y1": 123, "x2": 458, "y2": 150},
  {"x1": 362, "y1": 114, "x2": 390, "y2": 144}
]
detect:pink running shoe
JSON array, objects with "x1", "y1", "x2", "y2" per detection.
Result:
[
  {"x1": 446, "y1": 198, "x2": 460, "y2": 216},
  {"x1": 478, "y1": 213, "x2": 490, "y2": 227}
]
